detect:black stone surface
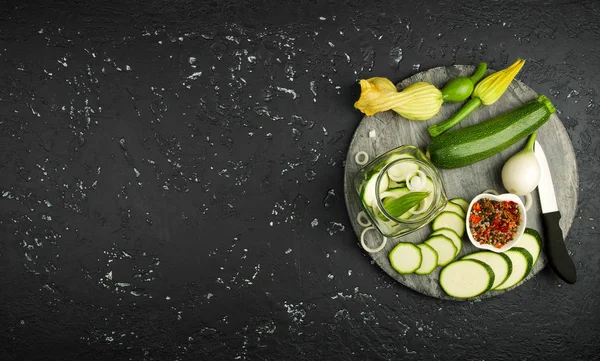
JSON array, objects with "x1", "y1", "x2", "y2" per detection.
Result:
[{"x1": 1, "y1": 1, "x2": 599, "y2": 360}]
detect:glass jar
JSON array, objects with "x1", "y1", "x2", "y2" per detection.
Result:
[{"x1": 353, "y1": 145, "x2": 448, "y2": 238}]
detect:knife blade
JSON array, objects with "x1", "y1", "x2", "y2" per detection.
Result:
[{"x1": 534, "y1": 141, "x2": 577, "y2": 284}]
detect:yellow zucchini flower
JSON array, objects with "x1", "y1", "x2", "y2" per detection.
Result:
[
  {"x1": 354, "y1": 78, "x2": 443, "y2": 120},
  {"x1": 472, "y1": 59, "x2": 526, "y2": 105}
]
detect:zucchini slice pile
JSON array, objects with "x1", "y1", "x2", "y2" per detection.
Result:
[
  {"x1": 388, "y1": 197, "x2": 468, "y2": 275},
  {"x1": 386, "y1": 197, "x2": 543, "y2": 299},
  {"x1": 441, "y1": 228, "x2": 542, "y2": 298}
]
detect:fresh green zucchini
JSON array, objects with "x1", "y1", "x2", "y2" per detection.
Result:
[
  {"x1": 361, "y1": 171, "x2": 389, "y2": 208},
  {"x1": 425, "y1": 235, "x2": 457, "y2": 266},
  {"x1": 494, "y1": 248, "x2": 533, "y2": 290},
  {"x1": 415, "y1": 243, "x2": 439, "y2": 275},
  {"x1": 440, "y1": 259, "x2": 495, "y2": 299},
  {"x1": 442, "y1": 202, "x2": 466, "y2": 218},
  {"x1": 426, "y1": 95, "x2": 556, "y2": 169},
  {"x1": 517, "y1": 228, "x2": 542, "y2": 265},
  {"x1": 449, "y1": 198, "x2": 470, "y2": 213},
  {"x1": 431, "y1": 228, "x2": 462, "y2": 257},
  {"x1": 463, "y1": 251, "x2": 513, "y2": 290},
  {"x1": 387, "y1": 161, "x2": 419, "y2": 182},
  {"x1": 432, "y1": 211, "x2": 466, "y2": 238},
  {"x1": 389, "y1": 242, "x2": 422, "y2": 274}
]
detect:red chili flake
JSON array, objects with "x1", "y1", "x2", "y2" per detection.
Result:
[{"x1": 468, "y1": 198, "x2": 522, "y2": 248}]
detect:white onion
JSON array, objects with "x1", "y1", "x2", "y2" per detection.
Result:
[
  {"x1": 355, "y1": 151, "x2": 369, "y2": 165},
  {"x1": 356, "y1": 211, "x2": 372, "y2": 227},
  {"x1": 406, "y1": 170, "x2": 427, "y2": 191},
  {"x1": 409, "y1": 199, "x2": 430, "y2": 215},
  {"x1": 360, "y1": 226, "x2": 387, "y2": 253},
  {"x1": 501, "y1": 134, "x2": 541, "y2": 196}
]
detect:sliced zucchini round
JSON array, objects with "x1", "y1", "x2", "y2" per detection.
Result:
[
  {"x1": 440, "y1": 259, "x2": 495, "y2": 299},
  {"x1": 389, "y1": 242, "x2": 422, "y2": 274},
  {"x1": 463, "y1": 251, "x2": 513, "y2": 290},
  {"x1": 431, "y1": 227, "x2": 463, "y2": 258},
  {"x1": 387, "y1": 161, "x2": 419, "y2": 182},
  {"x1": 424, "y1": 235, "x2": 457, "y2": 266},
  {"x1": 415, "y1": 243, "x2": 439, "y2": 275},
  {"x1": 442, "y1": 201, "x2": 466, "y2": 218},
  {"x1": 494, "y1": 248, "x2": 533, "y2": 290},
  {"x1": 517, "y1": 228, "x2": 542, "y2": 265},
  {"x1": 361, "y1": 171, "x2": 389, "y2": 208},
  {"x1": 449, "y1": 198, "x2": 470, "y2": 213},
  {"x1": 432, "y1": 211, "x2": 466, "y2": 238}
]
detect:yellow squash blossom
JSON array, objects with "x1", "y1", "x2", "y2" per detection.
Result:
[
  {"x1": 354, "y1": 78, "x2": 443, "y2": 120},
  {"x1": 473, "y1": 59, "x2": 526, "y2": 105},
  {"x1": 428, "y1": 58, "x2": 527, "y2": 137}
]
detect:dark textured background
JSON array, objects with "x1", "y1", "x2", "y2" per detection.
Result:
[{"x1": 1, "y1": 1, "x2": 599, "y2": 360}]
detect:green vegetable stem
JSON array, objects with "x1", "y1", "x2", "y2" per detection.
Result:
[
  {"x1": 429, "y1": 59, "x2": 526, "y2": 137},
  {"x1": 429, "y1": 97, "x2": 482, "y2": 137}
]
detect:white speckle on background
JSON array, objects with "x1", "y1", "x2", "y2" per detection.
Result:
[
  {"x1": 187, "y1": 71, "x2": 203, "y2": 80},
  {"x1": 285, "y1": 248, "x2": 292, "y2": 254},
  {"x1": 283, "y1": 302, "x2": 306, "y2": 324},
  {"x1": 252, "y1": 264, "x2": 260, "y2": 279},
  {"x1": 256, "y1": 320, "x2": 277, "y2": 335},
  {"x1": 275, "y1": 86, "x2": 298, "y2": 99},
  {"x1": 133, "y1": 168, "x2": 140, "y2": 177},
  {"x1": 327, "y1": 274, "x2": 334, "y2": 280},
  {"x1": 327, "y1": 222, "x2": 345, "y2": 235},
  {"x1": 309, "y1": 80, "x2": 317, "y2": 98},
  {"x1": 311, "y1": 218, "x2": 318, "y2": 227},
  {"x1": 225, "y1": 35, "x2": 239, "y2": 44},
  {"x1": 369, "y1": 130, "x2": 376, "y2": 138}
]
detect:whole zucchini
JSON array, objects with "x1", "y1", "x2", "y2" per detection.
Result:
[{"x1": 426, "y1": 95, "x2": 555, "y2": 168}]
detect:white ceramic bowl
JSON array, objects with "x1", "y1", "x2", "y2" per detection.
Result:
[{"x1": 466, "y1": 193, "x2": 527, "y2": 253}]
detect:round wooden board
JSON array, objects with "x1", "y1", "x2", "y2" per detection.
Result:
[{"x1": 343, "y1": 65, "x2": 578, "y2": 301}]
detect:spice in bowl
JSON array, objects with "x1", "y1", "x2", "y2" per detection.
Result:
[{"x1": 467, "y1": 193, "x2": 525, "y2": 251}]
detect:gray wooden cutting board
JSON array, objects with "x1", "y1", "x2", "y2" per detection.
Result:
[{"x1": 343, "y1": 65, "x2": 578, "y2": 301}]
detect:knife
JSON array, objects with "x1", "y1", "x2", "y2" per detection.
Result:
[{"x1": 534, "y1": 141, "x2": 577, "y2": 284}]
